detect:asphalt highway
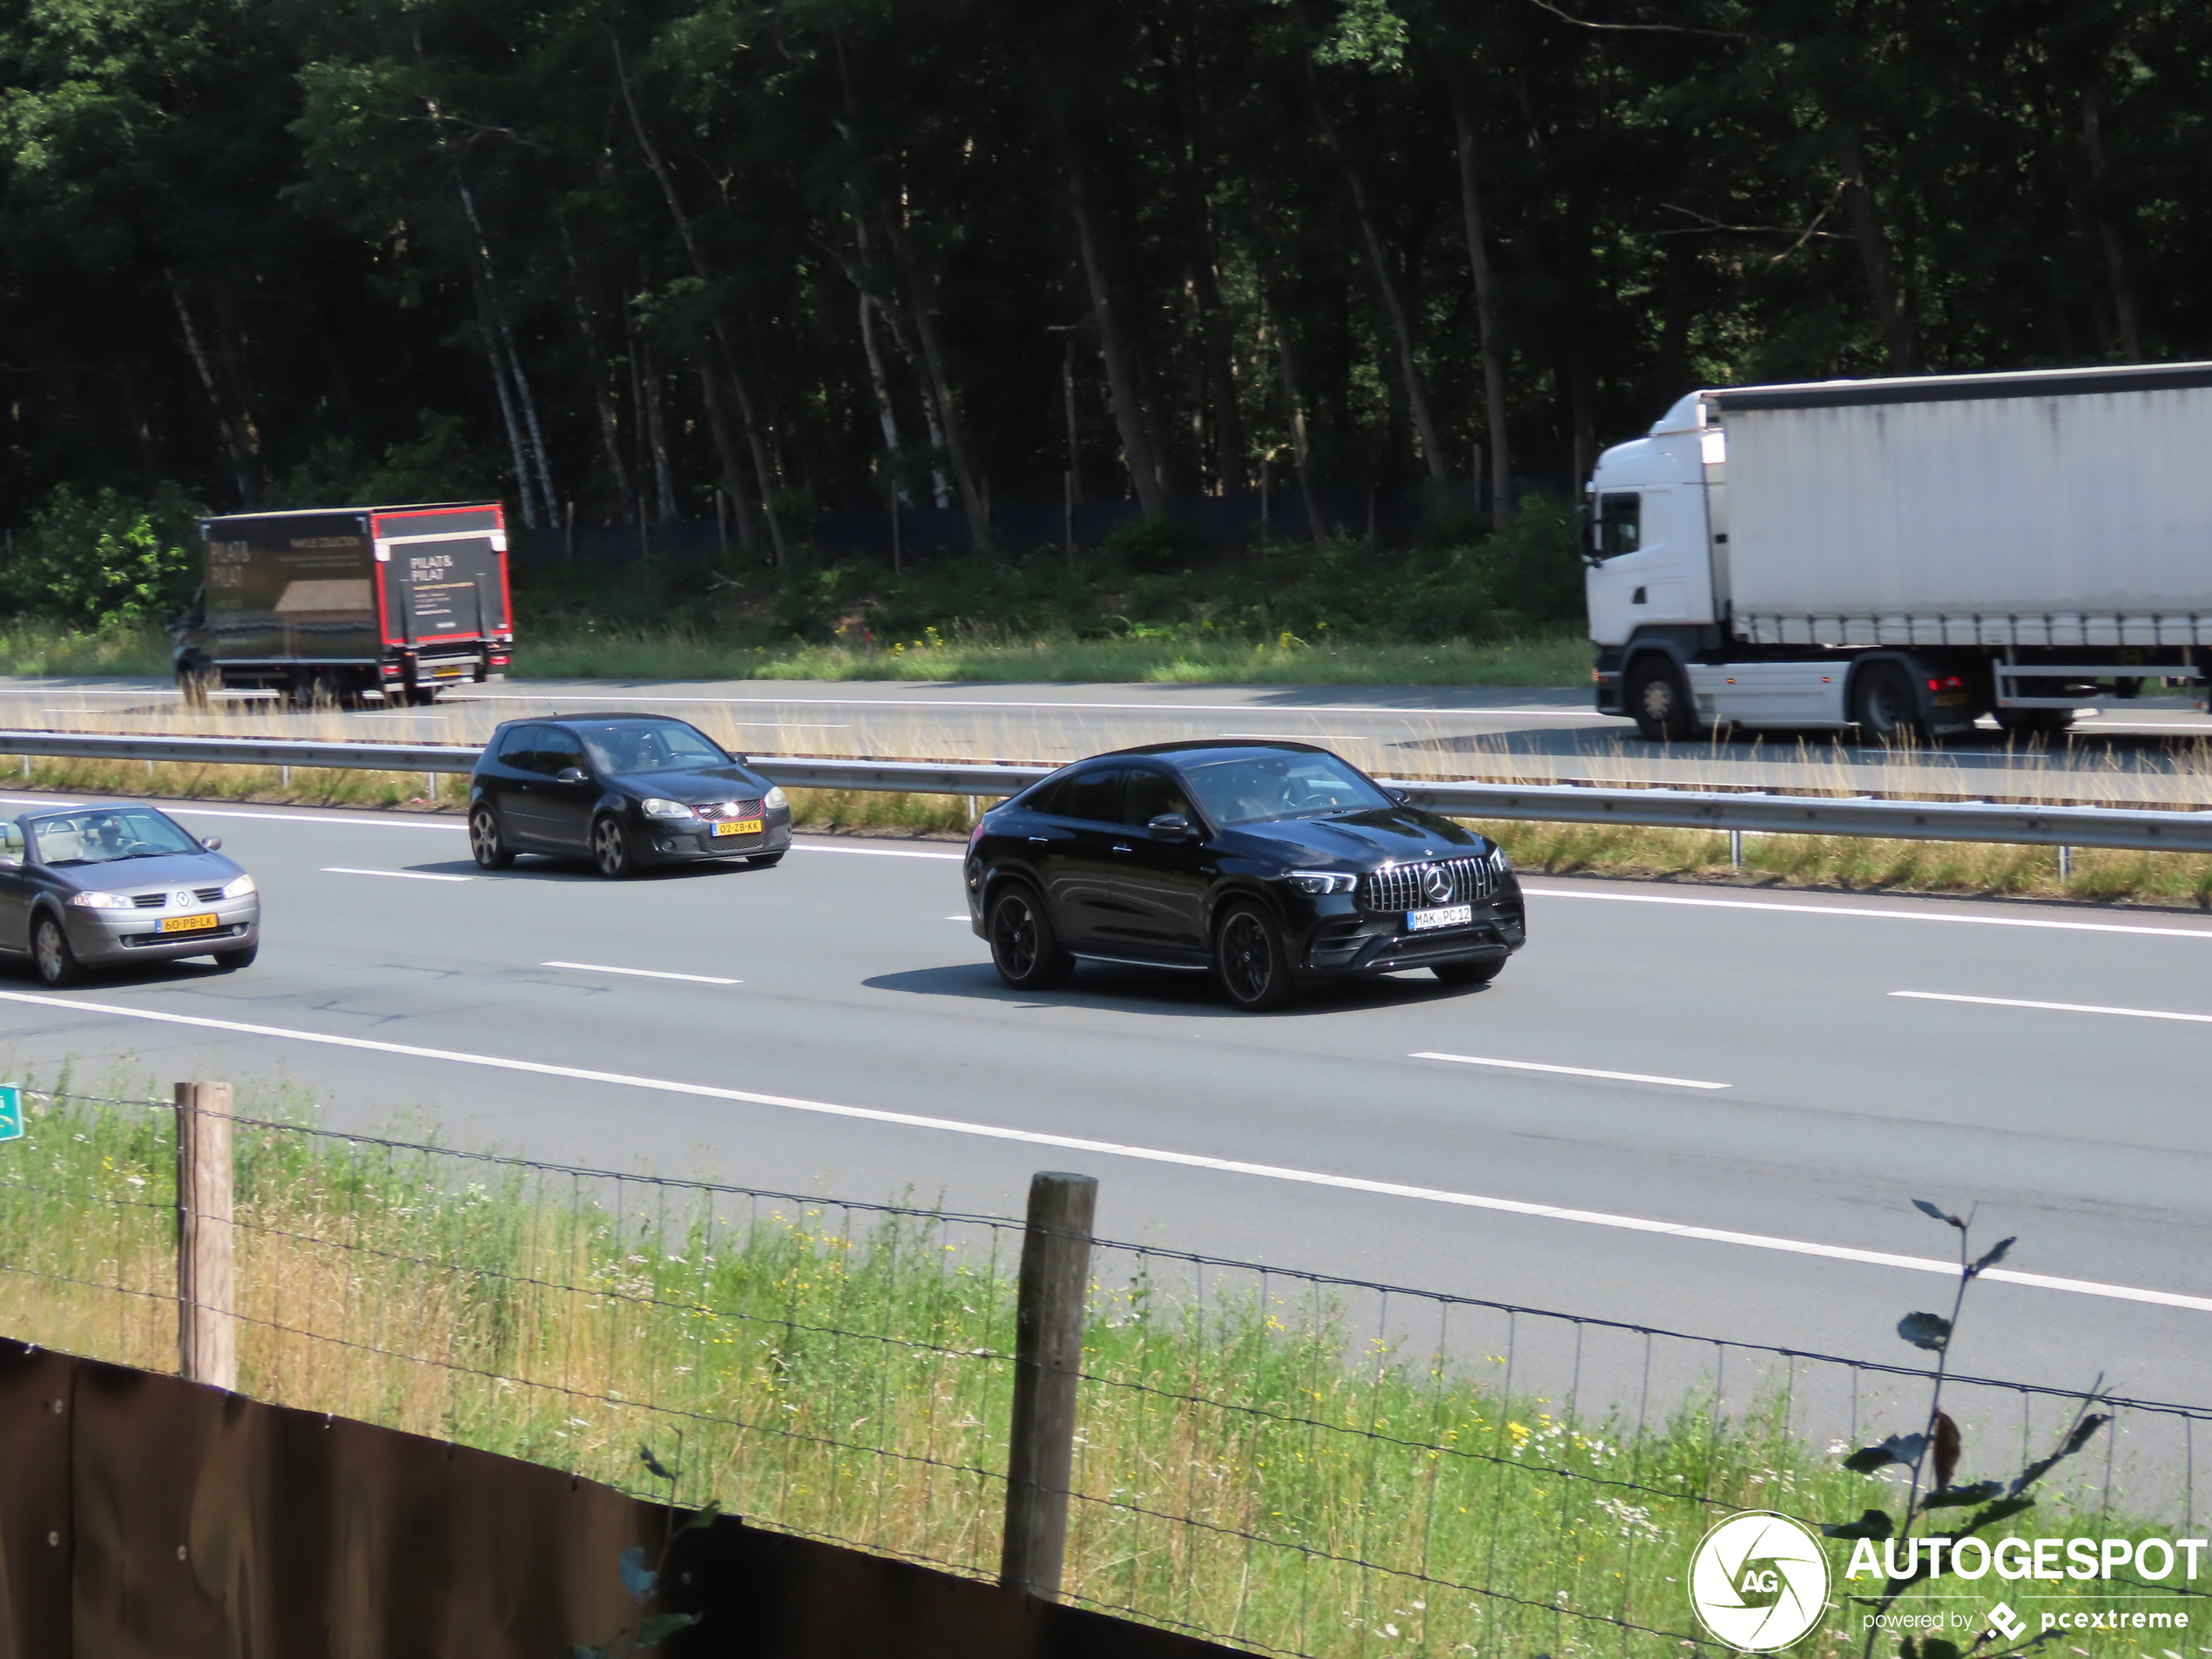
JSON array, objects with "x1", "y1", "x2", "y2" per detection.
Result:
[
  {"x1": 0, "y1": 788, "x2": 2204, "y2": 1433},
  {"x1": 7, "y1": 675, "x2": 2212, "y2": 802}
]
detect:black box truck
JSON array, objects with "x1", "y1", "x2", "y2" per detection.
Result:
[{"x1": 176, "y1": 502, "x2": 513, "y2": 705}]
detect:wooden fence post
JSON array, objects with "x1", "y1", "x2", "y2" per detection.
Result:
[
  {"x1": 175, "y1": 1081, "x2": 237, "y2": 1391},
  {"x1": 1000, "y1": 1170, "x2": 1097, "y2": 1601}
]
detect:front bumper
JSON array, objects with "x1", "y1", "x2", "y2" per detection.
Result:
[
  {"x1": 68, "y1": 899, "x2": 260, "y2": 965},
  {"x1": 638, "y1": 813, "x2": 793, "y2": 863},
  {"x1": 1299, "y1": 896, "x2": 1526, "y2": 977}
]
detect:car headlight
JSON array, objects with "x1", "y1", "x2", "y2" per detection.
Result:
[
  {"x1": 640, "y1": 798, "x2": 694, "y2": 820},
  {"x1": 1285, "y1": 870, "x2": 1358, "y2": 895},
  {"x1": 70, "y1": 890, "x2": 130, "y2": 909},
  {"x1": 221, "y1": 873, "x2": 256, "y2": 899},
  {"x1": 764, "y1": 786, "x2": 789, "y2": 812},
  {"x1": 1488, "y1": 847, "x2": 1514, "y2": 875}
]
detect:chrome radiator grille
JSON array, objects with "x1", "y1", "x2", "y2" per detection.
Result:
[{"x1": 1361, "y1": 857, "x2": 1495, "y2": 913}]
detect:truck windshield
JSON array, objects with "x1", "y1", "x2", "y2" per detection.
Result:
[{"x1": 577, "y1": 720, "x2": 729, "y2": 775}]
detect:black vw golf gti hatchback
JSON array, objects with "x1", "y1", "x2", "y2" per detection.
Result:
[
  {"x1": 964, "y1": 740, "x2": 1525, "y2": 1010},
  {"x1": 469, "y1": 713, "x2": 792, "y2": 876}
]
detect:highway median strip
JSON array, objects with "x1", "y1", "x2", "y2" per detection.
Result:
[{"x1": 0, "y1": 984, "x2": 2202, "y2": 1312}]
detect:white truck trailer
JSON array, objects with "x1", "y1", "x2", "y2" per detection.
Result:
[{"x1": 1586, "y1": 362, "x2": 2212, "y2": 741}]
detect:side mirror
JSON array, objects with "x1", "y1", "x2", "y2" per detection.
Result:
[
  {"x1": 1148, "y1": 813, "x2": 1195, "y2": 840},
  {"x1": 555, "y1": 767, "x2": 589, "y2": 786},
  {"x1": 201, "y1": 836, "x2": 223, "y2": 852}
]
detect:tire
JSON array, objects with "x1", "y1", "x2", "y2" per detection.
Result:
[
  {"x1": 987, "y1": 884, "x2": 1073, "y2": 991},
  {"x1": 1851, "y1": 662, "x2": 1925, "y2": 745},
  {"x1": 747, "y1": 851, "x2": 785, "y2": 867},
  {"x1": 32, "y1": 914, "x2": 79, "y2": 988},
  {"x1": 177, "y1": 660, "x2": 219, "y2": 710},
  {"x1": 1433, "y1": 955, "x2": 1507, "y2": 986},
  {"x1": 590, "y1": 815, "x2": 634, "y2": 880},
  {"x1": 1626, "y1": 657, "x2": 1693, "y2": 742},
  {"x1": 1213, "y1": 899, "x2": 1294, "y2": 1012},
  {"x1": 212, "y1": 943, "x2": 258, "y2": 970},
  {"x1": 469, "y1": 804, "x2": 516, "y2": 870}
]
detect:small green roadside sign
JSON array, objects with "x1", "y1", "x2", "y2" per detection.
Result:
[{"x1": 0, "y1": 1084, "x2": 21, "y2": 1142}]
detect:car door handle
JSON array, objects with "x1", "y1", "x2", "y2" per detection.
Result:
[
  {"x1": 1111, "y1": 844, "x2": 1134, "y2": 854},
  {"x1": 1028, "y1": 836, "x2": 1049, "y2": 846}
]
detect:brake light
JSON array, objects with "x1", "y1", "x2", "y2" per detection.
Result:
[{"x1": 1926, "y1": 674, "x2": 1965, "y2": 692}]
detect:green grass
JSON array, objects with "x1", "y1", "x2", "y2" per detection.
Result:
[
  {"x1": 0, "y1": 618, "x2": 172, "y2": 676},
  {"x1": 0, "y1": 1082, "x2": 2183, "y2": 1659},
  {"x1": 511, "y1": 626, "x2": 1594, "y2": 687}
]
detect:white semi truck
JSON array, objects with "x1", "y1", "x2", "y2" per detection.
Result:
[{"x1": 1585, "y1": 361, "x2": 2212, "y2": 741}]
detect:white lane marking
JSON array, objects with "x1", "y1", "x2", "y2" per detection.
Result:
[
  {"x1": 0, "y1": 797, "x2": 466, "y2": 832},
  {"x1": 792, "y1": 841, "x2": 964, "y2": 860},
  {"x1": 1413, "y1": 1051, "x2": 1728, "y2": 1089},
  {"x1": 322, "y1": 867, "x2": 472, "y2": 882},
  {"x1": 945, "y1": 915, "x2": 971, "y2": 921},
  {"x1": 1892, "y1": 990, "x2": 2212, "y2": 1026},
  {"x1": 0, "y1": 988, "x2": 2199, "y2": 1314},
  {"x1": 1523, "y1": 884, "x2": 2212, "y2": 941},
  {"x1": 542, "y1": 961, "x2": 741, "y2": 986}
]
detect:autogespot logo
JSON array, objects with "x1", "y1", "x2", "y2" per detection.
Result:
[{"x1": 1689, "y1": 1510, "x2": 1832, "y2": 1651}]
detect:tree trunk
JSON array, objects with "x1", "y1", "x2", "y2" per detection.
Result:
[
  {"x1": 1836, "y1": 137, "x2": 1922, "y2": 374},
  {"x1": 2080, "y1": 88, "x2": 2142, "y2": 361},
  {"x1": 1066, "y1": 152, "x2": 1167, "y2": 520},
  {"x1": 877, "y1": 209, "x2": 990, "y2": 547},
  {"x1": 643, "y1": 348, "x2": 677, "y2": 521},
  {"x1": 1311, "y1": 84, "x2": 1447, "y2": 482},
  {"x1": 558, "y1": 222, "x2": 637, "y2": 524},
  {"x1": 165, "y1": 270, "x2": 256, "y2": 507},
  {"x1": 452, "y1": 170, "x2": 556, "y2": 527},
  {"x1": 608, "y1": 27, "x2": 786, "y2": 562},
  {"x1": 1268, "y1": 315, "x2": 1327, "y2": 550},
  {"x1": 870, "y1": 291, "x2": 952, "y2": 509},
  {"x1": 697, "y1": 362, "x2": 760, "y2": 554},
  {"x1": 1449, "y1": 84, "x2": 1513, "y2": 528}
]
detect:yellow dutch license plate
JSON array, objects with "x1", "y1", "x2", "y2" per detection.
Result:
[
  {"x1": 160, "y1": 913, "x2": 219, "y2": 934},
  {"x1": 711, "y1": 819, "x2": 765, "y2": 838}
]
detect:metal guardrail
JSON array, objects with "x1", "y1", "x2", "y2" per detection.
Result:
[{"x1": 3, "y1": 729, "x2": 2211, "y2": 853}]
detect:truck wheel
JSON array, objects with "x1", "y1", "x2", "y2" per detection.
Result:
[
  {"x1": 1626, "y1": 658, "x2": 1693, "y2": 742},
  {"x1": 1851, "y1": 663, "x2": 1925, "y2": 745},
  {"x1": 177, "y1": 659, "x2": 219, "y2": 710}
]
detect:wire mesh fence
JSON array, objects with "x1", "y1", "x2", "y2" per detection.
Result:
[{"x1": 0, "y1": 1083, "x2": 2203, "y2": 1658}]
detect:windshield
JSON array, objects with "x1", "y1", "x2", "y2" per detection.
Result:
[
  {"x1": 32, "y1": 806, "x2": 205, "y2": 867},
  {"x1": 1178, "y1": 752, "x2": 1393, "y2": 826},
  {"x1": 577, "y1": 720, "x2": 730, "y2": 776}
]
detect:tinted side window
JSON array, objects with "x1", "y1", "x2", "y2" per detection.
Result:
[
  {"x1": 1122, "y1": 770, "x2": 1195, "y2": 826},
  {"x1": 1596, "y1": 492, "x2": 1642, "y2": 559},
  {"x1": 1058, "y1": 768, "x2": 1125, "y2": 824},
  {"x1": 540, "y1": 729, "x2": 587, "y2": 775},
  {"x1": 496, "y1": 725, "x2": 547, "y2": 772},
  {"x1": 1018, "y1": 777, "x2": 1070, "y2": 817}
]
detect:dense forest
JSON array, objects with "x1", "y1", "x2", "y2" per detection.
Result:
[{"x1": 0, "y1": 0, "x2": 2202, "y2": 563}]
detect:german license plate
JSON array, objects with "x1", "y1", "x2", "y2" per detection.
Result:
[
  {"x1": 1407, "y1": 904, "x2": 1473, "y2": 932},
  {"x1": 711, "y1": 819, "x2": 764, "y2": 838},
  {"x1": 160, "y1": 913, "x2": 219, "y2": 934}
]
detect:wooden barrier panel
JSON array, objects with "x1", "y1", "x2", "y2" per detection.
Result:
[{"x1": 0, "y1": 1340, "x2": 1237, "y2": 1659}]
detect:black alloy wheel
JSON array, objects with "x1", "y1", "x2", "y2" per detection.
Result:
[
  {"x1": 469, "y1": 805, "x2": 516, "y2": 869},
  {"x1": 987, "y1": 885, "x2": 1072, "y2": 990},
  {"x1": 32, "y1": 914, "x2": 78, "y2": 987},
  {"x1": 1213, "y1": 900, "x2": 1293, "y2": 1012},
  {"x1": 591, "y1": 815, "x2": 634, "y2": 879},
  {"x1": 1627, "y1": 658, "x2": 1693, "y2": 742},
  {"x1": 1433, "y1": 956, "x2": 1506, "y2": 986},
  {"x1": 212, "y1": 943, "x2": 258, "y2": 970},
  {"x1": 1851, "y1": 663, "x2": 1925, "y2": 745}
]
